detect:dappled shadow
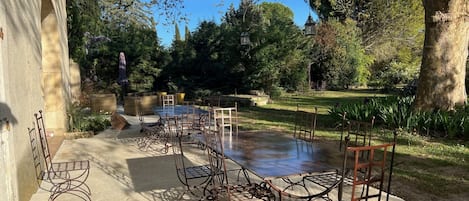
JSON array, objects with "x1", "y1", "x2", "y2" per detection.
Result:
[
  {"x1": 239, "y1": 106, "x2": 338, "y2": 131},
  {"x1": 82, "y1": 151, "x2": 187, "y2": 201},
  {"x1": 389, "y1": 149, "x2": 469, "y2": 200},
  {"x1": 276, "y1": 94, "x2": 379, "y2": 110}
]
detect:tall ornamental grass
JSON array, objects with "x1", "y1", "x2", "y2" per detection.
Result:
[{"x1": 329, "y1": 96, "x2": 469, "y2": 139}]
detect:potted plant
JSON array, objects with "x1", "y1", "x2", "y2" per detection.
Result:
[{"x1": 175, "y1": 87, "x2": 185, "y2": 105}]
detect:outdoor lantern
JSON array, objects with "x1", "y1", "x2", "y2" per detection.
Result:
[
  {"x1": 240, "y1": 32, "x2": 251, "y2": 46},
  {"x1": 304, "y1": 14, "x2": 316, "y2": 36}
]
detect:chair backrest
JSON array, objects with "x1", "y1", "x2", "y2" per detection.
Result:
[
  {"x1": 338, "y1": 131, "x2": 398, "y2": 201},
  {"x1": 346, "y1": 142, "x2": 395, "y2": 201},
  {"x1": 162, "y1": 94, "x2": 175, "y2": 106},
  {"x1": 34, "y1": 110, "x2": 53, "y2": 172},
  {"x1": 204, "y1": 128, "x2": 230, "y2": 196},
  {"x1": 347, "y1": 117, "x2": 375, "y2": 147},
  {"x1": 293, "y1": 104, "x2": 317, "y2": 142},
  {"x1": 28, "y1": 125, "x2": 45, "y2": 181},
  {"x1": 168, "y1": 116, "x2": 190, "y2": 184},
  {"x1": 180, "y1": 102, "x2": 197, "y2": 131},
  {"x1": 211, "y1": 103, "x2": 238, "y2": 136},
  {"x1": 340, "y1": 112, "x2": 375, "y2": 151}
]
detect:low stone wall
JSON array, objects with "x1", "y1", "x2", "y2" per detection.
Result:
[{"x1": 204, "y1": 95, "x2": 270, "y2": 107}]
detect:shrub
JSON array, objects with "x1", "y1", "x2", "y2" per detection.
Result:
[
  {"x1": 67, "y1": 102, "x2": 110, "y2": 133},
  {"x1": 329, "y1": 95, "x2": 469, "y2": 139},
  {"x1": 193, "y1": 89, "x2": 213, "y2": 100},
  {"x1": 378, "y1": 96, "x2": 416, "y2": 130},
  {"x1": 328, "y1": 97, "x2": 382, "y2": 123},
  {"x1": 269, "y1": 86, "x2": 283, "y2": 99}
]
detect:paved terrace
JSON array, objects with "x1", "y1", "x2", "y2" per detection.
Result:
[{"x1": 29, "y1": 108, "x2": 404, "y2": 201}]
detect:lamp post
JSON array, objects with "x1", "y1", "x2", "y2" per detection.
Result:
[
  {"x1": 240, "y1": 32, "x2": 251, "y2": 46},
  {"x1": 304, "y1": 13, "x2": 316, "y2": 89},
  {"x1": 304, "y1": 14, "x2": 316, "y2": 36}
]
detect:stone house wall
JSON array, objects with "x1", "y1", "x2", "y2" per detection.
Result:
[{"x1": 0, "y1": 0, "x2": 74, "y2": 200}]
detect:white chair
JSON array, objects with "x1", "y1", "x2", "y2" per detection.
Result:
[
  {"x1": 162, "y1": 94, "x2": 175, "y2": 106},
  {"x1": 211, "y1": 103, "x2": 238, "y2": 136}
]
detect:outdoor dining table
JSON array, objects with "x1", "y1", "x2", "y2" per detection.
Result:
[
  {"x1": 215, "y1": 131, "x2": 337, "y2": 176},
  {"x1": 153, "y1": 105, "x2": 208, "y2": 117},
  {"x1": 192, "y1": 130, "x2": 344, "y2": 200}
]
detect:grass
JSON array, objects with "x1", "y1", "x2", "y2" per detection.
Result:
[{"x1": 236, "y1": 89, "x2": 469, "y2": 201}]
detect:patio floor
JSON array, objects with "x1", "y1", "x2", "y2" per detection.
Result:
[{"x1": 29, "y1": 107, "x2": 405, "y2": 201}]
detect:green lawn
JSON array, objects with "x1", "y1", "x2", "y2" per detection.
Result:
[{"x1": 237, "y1": 90, "x2": 469, "y2": 201}]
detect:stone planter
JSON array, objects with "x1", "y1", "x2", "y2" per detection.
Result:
[
  {"x1": 176, "y1": 92, "x2": 185, "y2": 104},
  {"x1": 156, "y1": 91, "x2": 167, "y2": 106},
  {"x1": 90, "y1": 94, "x2": 117, "y2": 113},
  {"x1": 124, "y1": 95, "x2": 159, "y2": 115}
]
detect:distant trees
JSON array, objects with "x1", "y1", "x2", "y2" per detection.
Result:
[
  {"x1": 67, "y1": 0, "x2": 173, "y2": 92},
  {"x1": 159, "y1": 1, "x2": 310, "y2": 96},
  {"x1": 67, "y1": 0, "x2": 457, "y2": 102},
  {"x1": 308, "y1": 0, "x2": 424, "y2": 90}
]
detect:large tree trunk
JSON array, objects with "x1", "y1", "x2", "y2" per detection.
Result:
[{"x1": 414, "y1": 0, "x2": 469, "y2": 111}]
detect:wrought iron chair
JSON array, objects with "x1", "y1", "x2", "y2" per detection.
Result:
[
  {"x1": 293, "y1": 104, "x2": 318, "y2": 142},
  {"x1": 30, "y1": 110, "x2": 91, "y2": 201},
  {"x1": 339, "y1": 133, "x2": 397, "y2": 201},
  {"x1": 204, "y1": 128, "x2": 275, "y2": 201},
  {"x1": 340, "y1": 113, "x2": 375, "y2": 152},
  {"x1": 265, "y1": 171, "x2": 343, "y2": 201},
  {"x1": 168, "y1": 116, "x2": 213, "y2": 197},
  {"x1": 136, "y1": 109, "x2": 166, "y2": 152},
  {"x1": 179, "y1": 102, "x2": 204, "y2": 135}
]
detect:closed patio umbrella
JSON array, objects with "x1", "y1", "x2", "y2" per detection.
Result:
[{"x1": 118, "y1": 52, "x2": 129, "y2": 103}]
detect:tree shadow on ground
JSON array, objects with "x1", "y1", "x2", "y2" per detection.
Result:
[{"x1": 238, "y1": 106, "x2": 340, "y2": 131}]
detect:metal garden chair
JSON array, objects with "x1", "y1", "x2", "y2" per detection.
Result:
[
  {"x1": 168, "y1": 116, "x2": 213, "y2": 197},
  {"x1": 339, "y1": 132, "x2": 397, "y2": 201},
  {"x1": 136, "y1": 109, "x2": 166, "y2": 152},
  {"x1": 293, "y1": 104, "x2": 318, "y2": 142},
  {"x1": 340, "y1": 113, "x2": 376, "y2": 152},
  {"x1": 29, "y1": 110, "x2": 91, "y2": 201}
]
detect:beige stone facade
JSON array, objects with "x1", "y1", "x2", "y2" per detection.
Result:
[{"x1": 0, "y1": 0, "x2": 74, "y2": 200}]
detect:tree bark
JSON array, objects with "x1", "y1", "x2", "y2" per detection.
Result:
[{"x1": 414, "y1": 0, "x2": 469, "y2": 111}]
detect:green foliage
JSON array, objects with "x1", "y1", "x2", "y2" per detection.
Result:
[
  {"x1": 67, "y1": 103, "x2": 111, "y2": 133},
  {"x1": 269, "y1": 86, "x2": 283, "y2": 99},
  {"x1": 257, "y1": 2, "x2": 310, "y2": 92},
  {"x1": 66, "y1": 0, "x2": 102, "y2": 67},
  {"x1": 309, "y1": 0, "x2": 424, "y2": 91},
  {"x1": 174, "y1": 24, "x2": 181, "y2": 41},
  {"x1": 377, "y1": 96, "x2": 416, "y2": 129},
  {"x1": 312, "y1": 19, "x2": 371, "y2": 89},
  {"x1": 193, "y1": 89, "x2": 213, "y2": 100},
  {"x1": 67, "y1": 0, "x2": 175, "y2": 94},
  {"x1": 158, "y1": 2, "x2": 310, "y2": 96},
  {"x1": 328, "y1": 98, "x2": 378, "y2": 122},
  {"x1": 329, "y1": 95, "x2": 469, "y2": 139}
]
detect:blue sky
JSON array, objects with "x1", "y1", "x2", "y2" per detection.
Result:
[{"x1": 153, "y1": 0, "x2": 318, "y2": 47}]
